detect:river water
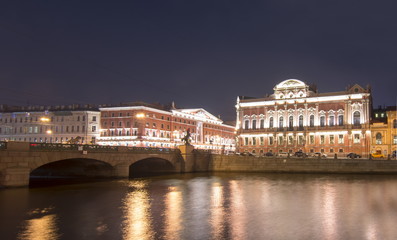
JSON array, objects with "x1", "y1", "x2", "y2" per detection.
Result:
[{"x1": 1, "y1": 173, "x2": 397, "y2": 240}]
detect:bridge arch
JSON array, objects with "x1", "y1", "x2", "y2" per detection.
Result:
[{"x1": 129, "y1": 157, "x2": 177, "y2": 177}]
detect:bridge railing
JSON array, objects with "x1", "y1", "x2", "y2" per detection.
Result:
[{"x1": 28, "y1": 142, "x2": 180, "y2": 154}]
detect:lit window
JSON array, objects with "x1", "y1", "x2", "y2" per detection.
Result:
[
  {"x1": 320, "y1": 135, "x2": 325, "y2": 144},
  {"x1": 354, "y1": 134, "x2": 360, "y2": 143},
  {"x1": 376, "y1": 133, "x2": 382, "y2": 144}
]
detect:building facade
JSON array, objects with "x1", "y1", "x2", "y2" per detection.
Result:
[
  {"x1": 370, "y1": 106, "x2": 397, "y2": 157},
  {"x1": 0, "y1": 105, "x2": 100, "y2": 144},
  {"x1": 236, "y1": 79, "x2": 372, "y2": 157},
  {"x1": 97, "y1": 104, "x2": 235, "y2": 153}
]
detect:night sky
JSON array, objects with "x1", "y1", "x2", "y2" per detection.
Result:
[{"x1": 1, "y1": 0, "x2": 397, "y2": 120}]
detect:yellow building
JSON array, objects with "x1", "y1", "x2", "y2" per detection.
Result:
[{"x1": 370, "y1": 107, "x2": 397, "y2": 158}]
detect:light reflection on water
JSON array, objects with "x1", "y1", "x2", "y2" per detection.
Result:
[
  {"x1": 2, "y1": 173, "x2": 397, "y2": 239},
  {"x1": 122, "y1": 180, "x2": 154, "y2": 240}
]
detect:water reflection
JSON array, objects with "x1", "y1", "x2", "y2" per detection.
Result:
[
  {"x1": 230, "y1": 180, "x2": 247, "y2": 240},
  {"x1": 164, "y1": 186, "x2": 183, "y2": 240},
  {"x1": 210, "y1": 182, "x2": 225, "y2": 240},
  {"x1": 122, "y1": 181, "x2": 154, "y2": 240},
  {"x1": 18, "y1": 207, "x2": 59, "y2": 240}
]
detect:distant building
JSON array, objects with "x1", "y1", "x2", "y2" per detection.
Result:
[
  {"x1": 235, "y1": 79, "x2": 372, "y2": 157},
  {"x1": 97, "y1": 103, "x2": 235, "y2": 153},
  {"x1": 370, "y1": 106, "x2": 397, "y2": 157},
  {"x1": 0, "y1": 105, "x2": 100, "y2": 144}
]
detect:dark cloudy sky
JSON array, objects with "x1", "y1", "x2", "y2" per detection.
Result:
[{"x1": 1, "y1": 0, "x2": 397, "y2": 120}]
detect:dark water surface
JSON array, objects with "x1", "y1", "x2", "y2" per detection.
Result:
[{"x1": 2, "y1": 173, "x2": 397, "y2": 240}]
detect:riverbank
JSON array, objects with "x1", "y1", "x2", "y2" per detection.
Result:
[{"x1": 210, "y1": 155, "x2": 397, "y2": 174}]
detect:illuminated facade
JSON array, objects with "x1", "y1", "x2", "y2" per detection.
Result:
[
  {"x1": 236, "y1": 79, "x2": 372, "y2": 157},
  {"x1": 97, "y1": 104, "x2": 235, "y2": 153},
  {"x1": 370, "y1": 106, "x2": 397, "y2": 157},
  {"x1": 0, "y1": 105, "x2": 100, "y2": 144}
]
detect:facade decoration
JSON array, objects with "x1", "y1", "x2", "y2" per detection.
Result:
[{"x1": 236, "y1": 79, "x2": 372, "y2": 157}]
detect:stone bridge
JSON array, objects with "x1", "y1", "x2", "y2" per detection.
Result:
[{"x1": 0, "y1": 142, "x2": 212, "y2": 187}]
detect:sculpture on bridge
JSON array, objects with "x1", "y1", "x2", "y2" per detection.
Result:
[{"x1": 181, "y1": 129, "x2": 191, "y2": 146}]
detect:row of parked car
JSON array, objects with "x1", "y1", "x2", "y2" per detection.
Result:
[{"x1": 236, "y1": 151, "x2": 367, "y2": 159}]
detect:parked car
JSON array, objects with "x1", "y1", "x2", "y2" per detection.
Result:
[
  {"x1": 294, "y1": 151, "x2": 308, "y2": 157},
  {"x1": 347, "y1": 153, "x2": 362, "y2": 159},
  {"x1": 241, "y1": 152, "x2": 256, "y2": 157},
  {"x1": 371, "y1": 152, "x2": 385, "y2": 158},
  {"x1": 265, "y1": 152, "x2": 274, "y2": 157},
  {"x1": 311, "y1": 152, "x2": 327, "y2": 158},
  {"x1": 277, "y1": 152, "x2": 289, "y2": 157}
]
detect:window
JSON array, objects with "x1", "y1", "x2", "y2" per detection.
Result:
[
  {"x1": 252, "y1": 137, "x2": 256, "y2": 145},
  {"x1": 288, "y1": 135, "x2": 294, "y2": 145},
  {"x1": 339, "y1": 149, "x2": 343, "y2": 153},
  {"x1": 92, "y1": 116, "x2": 97, "y2": 121},
  {"x1": 278, "y1": 136, "x2": 284, "y2": 145},
  {"x1": 260, "y1": 119, "x2": 264, "y2": 129},
  {"x1": 320, "y1": 135, "x2": 325, "y2": 144},
  {"x1": 269, "y1": 117, "x2": 274, "y2": 128},
  {"x1": 92, "y1": 126, "x2": 96, "y2": 132},
  {"x1": 394, "y1": 135, "x2": 397, "y2": 145},
  {"x1": 299, "y1": 115, "x2": 303, "y2": 128},
  {"x1": 111, "y1": 122, "x2": 115, "y2": 127},
  {"x1": 309, "y1": 115, "x2": 314, "y2": 127},
  {"x1": 119, "y1": 113, "x2": 122, "y2": 117},
  {"x1": 252, "y1": 120, "x2": 257, "y2": 130},
  {"x1": 269, "y1": 136, "x2": 274, "y2": 145},
  {"x1": 330, "y1": 135, "x2": 334, "y2": 144},
  {"x1": 288, "y1": 116, "x2": 293, "y2": 130},
  {"x1": 394, "y1": 119, "x2": 397, "y2": 128},
  {"x1": 298, "y1": 135, "x2": 304, "y2": 145},
  {"x1": 329, "y1": 116, "x2": 334, "y2": 126},
  {"x1": 260, "y1": 137, "x2": 264, "y2": 145},
  {"x1": 353, "y1": 111, "x2": 360, "y2": 126},
  {"x1": 310, "y1": 135, "x2": 314, "y2": 144},
  {"x1": 338, "y1": 134, "x2": 344, "y2": 144},
  {"x1": 338, "y1": 115, "x2": 344, "y2": 126},
  {"x1": 118, "y1": 122, "x2": 122, "y2": 127},
  {"x1": 279, "y1": 117, "x2": 284, "y2": 128},
  {"x1": 376, "y1": 133, "x2": 382, "y2": 144},
  {"x1": 354, "y1": 134, "x2": 360, "y2": 143},
  {"x1": 244, "y1": 120, "x2": 249, "y2": 130},
  {"x1": 244, "y1": 137, "x2": 249, "y2": 145},
  {"x1": 320, "y1": 116, "x2": 325, "y2": 127}
]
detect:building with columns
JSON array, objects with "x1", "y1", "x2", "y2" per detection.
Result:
[
  {"x1": 236, "y1": 79, "x2": 372, "y2": 157},
  {"x1": 97, "y1": 103, "x2": 235, "y2": 153}
]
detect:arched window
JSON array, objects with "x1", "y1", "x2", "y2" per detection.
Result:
[
  {"x1": 320, "y1": 116, "x2": 325, "y2": 127},
  {"x1": 289, "y1": 116, "x2": 294, "y2": 130},
  {"x1": 252, "y1": 119, "x2": 257, "y2": 130},
  {"x1": 309, "y1": 115, "x2": 314, "y2": 127},
  {"x1": 269, "y1": 117, "x2": 274, "y2": 128},
  {"x1": 279, "y1": 116, "x2": 284, "y2": 128},
  {"x1": 299, "y1": 115, "x2": 304, "y2": 128},
  {"x1": 353, "y1": 111, "x2": 360, "y2": 126},
  {"x1": 329, "y1": 116, "x2": 335, "y2": 126},
  {"x1": 338, "y1": 115, "x2": 344, "y2": 126},
  {"x1": 394, "y1": 119, "x2": 397, "y2": 128},
  {"x1": 260, "y1": 119, "x2": 265, "y2": 129},
  {"x1": 376, "y1": 132, "x2": 382, "y2": 144},
  {"x1": 244, "y1": 120, "x2": 249, "y2": 130}
]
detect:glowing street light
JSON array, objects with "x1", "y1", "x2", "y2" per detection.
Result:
[
  {"x1": 40, "y1": 117, "x2": 50, "y2": 122},
  {"x1": 46, "y1": 129, "x2": 53, "y2": 134},
  {"x1": 136, "y1": 113, "x2": 145, "y2": 119}
]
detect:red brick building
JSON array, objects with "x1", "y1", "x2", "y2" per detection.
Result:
[
  {"x1": 236, "y1": 79, "x2": 372, "y2": 157},
  {"x1": 97, "y1": 103, "x2": 235, "y2": 153}
]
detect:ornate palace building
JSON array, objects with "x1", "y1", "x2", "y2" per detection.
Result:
[
  {"x1": 236, "y1": 79, "x2": 372, "y2": 157},
  {"x1": 97, "y1": 103, "x2": 235, "y2": 153},
  {"x1": 370, "y1": 106, "x2": 397, "y2": 157}
]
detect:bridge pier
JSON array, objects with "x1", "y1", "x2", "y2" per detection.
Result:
[
  {"x1": 179, "y1": 145, "x2": 195, "y2": 172},
  {"x1": 113, "y1": 164, "x2": 130, "y2": 178},
  {"x1": 0, "y1": 167, "x2": 30, "y2": 187}
]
